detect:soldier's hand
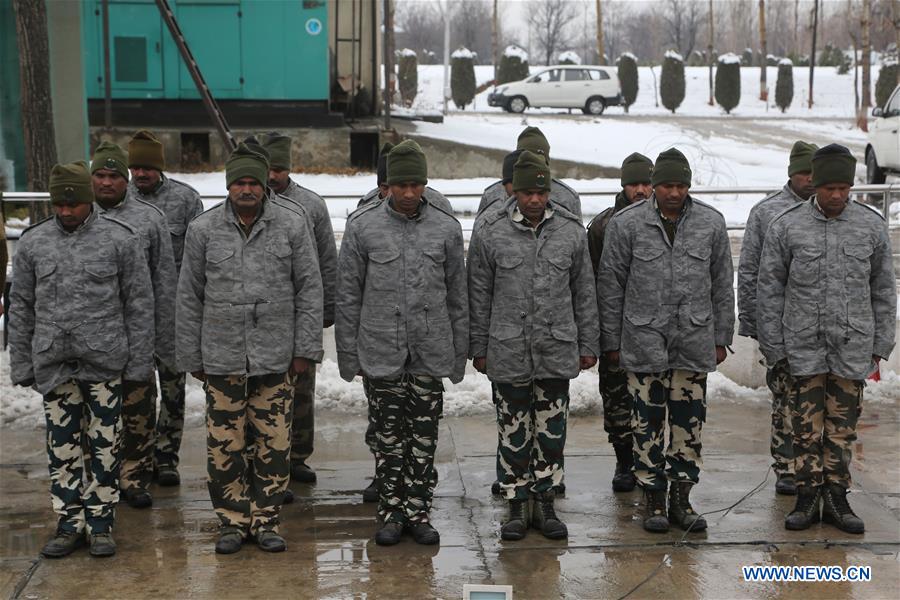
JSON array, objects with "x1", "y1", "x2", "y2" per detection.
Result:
[
  {"x1": 323, "y1": 319, "x2": 335, "y2": 329},
  {"x1": 715, "y1": 346, "x2": 728, "y2": 364},
  {"x1": 872, "y1": 355, "x2": 881, "y2": 365},
  {"x1": 473, "y1": 357, "x2": 487, "y2": 373},
  {"x1": 191, "y1": 370, "x2": 206, "y2": 382},
  {"x1": 290, "y1": 357, "x2": 312, "y2": 376},
  {"x1": 605, "y1": 350, "x2": 620, "y2": 366},
  {"x1": 579, "y1": 355, "x2": 598, "y2": 370},
  {"x1": 16, "y1": 377, "x2": 35, "y2": 388}
]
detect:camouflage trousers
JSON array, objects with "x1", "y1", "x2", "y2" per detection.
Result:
[
  {"x1": 599, "y1": 355, "x2": 632, "y2": 447},
  {"x1": 119, "y1": 379, "x2": 157, "y2": 490},
  {"x1": 363, "y1": 376, "x2": 378, "y2": 457},
  {"x1": 791, "y1": 373, "x2": 863, "y2": 490},
  {"x1": 628, "y1": 370, "x2": 707, "y2": 490},
  {"x1": 290, "y1": 368, "x2": 316, "y2": 464},
  {"x1": 154, "y1": 357, "x2": 186, "y2": 469},
  {"x1": 43, "y1": 378, "x2": 122, "y2": 535},
  {"x1": 370, "y1": 374, "x2": 443, "y2": 525},
  {"x1": 766, "y1": 359, "x2": 794, "y2": 477},
  {"x1": 205, "y1": 372, "x2": 295, "y2": 536},
  {"x1": 495, "y1": 378, "x2": 569, "y2": 501}
]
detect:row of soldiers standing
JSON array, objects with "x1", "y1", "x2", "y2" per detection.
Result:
[{"x1": 7, "y1": 124, "x2": 896, "y2": 556}]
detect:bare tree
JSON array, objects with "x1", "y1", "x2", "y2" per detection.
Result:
[
  {"x1": 860, "y1": 0, "x2": 872, "y2": 130},
  {"x1": 492, "y1": 0, "x2": 499, "y2": 77},
  {"x1": 596, "y1": 0, "x2": 606, "y2": 64},
  {"x1": 809, "y1": 0, "x2": 819, "y2": 108},
  {"x1": 13, "y1": 0, "x2": 57, "y2": 221},
  {"x1": 452, "y1": 0, "x2": 493, "y2": 63},
  {"x1": 528, "y1": 0, "x2": 578, "y2": 65},
  {"x1": 759, "y1": 1, "x2": 768, "y2": 100},
  {"x1": 708, "y1": 0, "x2": 715, "y2": 105},
  {"x1": 395, "y1": 1, "x2": 443, "y2": 61},
  {"x1": 663, "y1": 0, "x2": 705, "y2": 58}
]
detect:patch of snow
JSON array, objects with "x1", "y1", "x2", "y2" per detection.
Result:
[
  {"x1": 558, "y1": 50, "x2": 582, "y2": 65},
  {"x1": 503, "y1": 45, "x2": 528, "y2": 61},
  {"x1": 664, "y1": 49, "x2": 684, "y2": 62},
  {"x1": 719, "y1": 52, "x2": 742, "y2": 65},
  {"x1": 399, "y1": 48, "x2": 417, "y2": 58},
  {"x1": 619, "y1": 52, "x2": 638, "y2": 62},
  {"x1": 779, "y1": 58, "x2": 794, "y2": 66},
  {"x1": 451, "y1": 47, "x2": 475, "y2": 60}
]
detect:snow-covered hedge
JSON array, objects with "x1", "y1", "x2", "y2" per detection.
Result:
[
  {"x1": 661, "y1": 50, "x2": 686, "y2": 113},
  {"x1": 617, "y1": 52, "x2": 639, "y2": 113},
  {"x1": 498, "y1": 44, "x2": 530, "y2": 84},
  {"x1": 398, "y1": 49, "x2": 418, "y2": 107},
  {"x1": 775, "y1": 59, "x2": 794, "y2": 113},
  {"x1": 451, "y1": 47, "x2": 476, "y2": 109},
  {"x1": 558, "y1": 50, "x2": 581, "y2": 65},
  {"x1": 715, "y1": 53, "x2": 741, "y2": 114}
]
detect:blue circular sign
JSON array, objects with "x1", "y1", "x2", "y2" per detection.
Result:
[{"x1": 305, "y1": 18, "x2": 322, "y2": 36}]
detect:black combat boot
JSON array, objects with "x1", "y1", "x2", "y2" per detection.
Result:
[
  {"x1": 408, "y1": 521, "x2": 441, "y2": 545},
  {"x1": 821, "y1": 483, "x2": 865, "y2": 534},
  {"x1": 89, "y1": 532, "x2": 116, "y2": 557},
  {"x1": 41, "y1": 529, "x2": 84, "y2": 558},
  {"x1": 784, "y1": 485, "x2": 821, "y2": 530},
  {"x1": 491, "y1": 481, "x2": 502, "y2": 496},
  {"x1": 642, "y1": 487, "x2": 670, "y2": 533},
  {"x1": 363, "y1": 478, "x2": 379, "y2": 503},
  {"x1": 775, "y1": 474, "x2": 797, "y2": 496},
  {"x1": 375, "y1": 521, "x2": 404, "y2": 546},
  {"x1": 122, "y1": 486, "x2": 152, "y2": 509},
  {"x1": 500, "y1": 499, "x2": 528, "y2": 541},
  {"x1": 256, "y1": 528, "x2": 287, "y2": 552},
  {"x1": 668, "y1": 481, "x2": 707, "y2": 532},
  {"x1": 155, "y1": 464, "x2": 181, "y2": 487},
  {"x1": 532, "y1": 492, "x2": 568, "y2": 539},
  {"x1": 215, "y1": 527, "x2": 244, "y2": 554},
  {"x1": 283, "y1": 488, "x2": 295, "y2": 504},
  {"x1": 291, "y1": 461, "x2": 317, "y2": 483},
  {"x1": 611, "y1": 443, "x2": 637, "y2": 492}
]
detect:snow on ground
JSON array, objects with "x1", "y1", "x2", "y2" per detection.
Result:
[
  {"x1": 2, "y1": 351, "x2": 897, "y2": 429},
  {"x1": 410, "y1": 64, "x2": 882, "y2": 119}
]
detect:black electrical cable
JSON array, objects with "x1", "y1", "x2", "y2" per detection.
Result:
[{"x1": 616, "y1": 467, "x2": 774, "y2": 600}]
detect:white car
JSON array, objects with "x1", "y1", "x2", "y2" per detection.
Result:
[
  {"x1": 866, "y1": 84, "x2": 900, "y2": 183},
  {"x1": 488, "y1": 65, "x2": 622, "y2": 115}
]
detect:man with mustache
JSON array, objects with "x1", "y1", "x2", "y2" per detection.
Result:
[
  {"x1": 586, "y1": 152, "x2": 654, "y2": 494},
  {"x1": 260, "y1": 132, "x2": 337, "y2": 486},
  {"x1": 127, "y1": 130, "x2": 204, "y2": 488},
  {"x1": 92, "y1": 142, "x2": 178, "y2": 511},
  {"x1": 737, "y1": 141, "x2": 818, "y2": 497},
  {"x1": 9, "y1": 161, "x2": 154, "y2": 558},
  {"x1": 176, "y1": 144, "x2": 323, "y2": 554}
]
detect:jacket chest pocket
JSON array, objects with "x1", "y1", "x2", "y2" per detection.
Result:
[
  {"x1": 842, "y1": 244, "x2": 872, "y2": 285},
  {"x1": 685, "y1": 245, "x2": 711, "y2": 269},
  {"x1": 421, "y1": 247, "x2": 446, "y2": 287},
  {"x1": 495, "y1": 253, "x2": 524, "y2": 283},
  {"x1": 265, "y1": 237, "x2": 293, "y2": 284},
  {"x1": 82, "y1": 261, "x2": 119, "y2": 304},
  {"x1": 545, "y1": 253, "x2": 572, "y2": 287},
  {"x1": 367, "y1": 249, "x2": 401, "y2": 291},
  {"x1": 206, "y1": 247, "x2": 236, "y2": 291},
  {"x1": 789, "y1": 248, "x2": 822, "y2": 288},
  {"x1": 35, "y1": 261, "x2": 58, "y2": 309}
]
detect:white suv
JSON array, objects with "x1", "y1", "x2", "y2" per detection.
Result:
[
  {"x1": 866, "y1": 84, "x2": 900, "y2": 183},
  {"x1": 488, "y1": 65, "x2": 622, "y2": 115}
]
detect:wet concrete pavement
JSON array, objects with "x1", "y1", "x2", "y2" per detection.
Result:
[{"x1": 2, "y1": 400, "x2": 898, "y2": 599}]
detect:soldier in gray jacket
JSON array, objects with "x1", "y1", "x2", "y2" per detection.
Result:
[
  {"x1": 468, "y1": 151, "x2": 599, "y2": 541},
  {"x1": 177, "y1": 144, "x2": 324, "y2": 554},
  {"x1": 477, "y1": 126, "x2": 581, "y2": 220},
  {"x1": 738, "y1": 140, "x2": 818, "y2": 497},
  {"x1": 92, "y1": 141, "x2": 177, "y2": 510},
  {"x1": 757, "y1": 144, "x2": 896, "y2": 534},
  {"x1": 127, "y1": 129, "x2": 205, "y2": 487},
  {"x1": 597, "y1": 148, "x2": 734, "y2": 534},
  {"x1": 261, "y1": 131, "x2": 338, "y2": 485},
  {"x1": 336, "y1": 140, "x2": 468, "y2": 547},
  {"x1": 9, "y1": 161, "x2": 154, "y2": 558}
]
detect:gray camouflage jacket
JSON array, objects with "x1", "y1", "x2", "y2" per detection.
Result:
[
  {"x1": 477, "y1": 179, "x2": 582, "y2": 219},
  {"x1": 100, "y1": 197, "x2": 178, "y2": 366},
  {"x1": 597, "y1": 196, "x2": 735, "y2": 373},
  {"x1": 335, "y1": 196, "x2": 469, "y2": 383},
  {"x1": 737, "y1": 182, "x2": 806, "y2": 338},
  {"x1": 358, "y1": 187, "x2": 382, "y2": 208},
  {"x1": 127, "y1": 175, "x2": 204, "y2": 271},
  {"x1": 757, "y1": 199, "x2": 896, "y2": 380},
  {"x1": 280, "y1": 180, "x2": 338, "y2": 325},
  {"x1": 176, "y1": 195, "x2": 324, "y2": 376},
  {"x1": 468, "y1": 198, "x2": 599, "y2": 383},
  {"x1": 8, "y1": 209, "x2": 155, "y2": 394}
]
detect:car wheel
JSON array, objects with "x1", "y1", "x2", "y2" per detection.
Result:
[
  {"x1": 585, "y1": 96, "x2": 606, "y2": 115},
  {"x1": 866, "y1": 148, "x2": 886, "y2": 184},
  {"x1": 507, "y1": 96, "x2": 527, "y2": 114}
]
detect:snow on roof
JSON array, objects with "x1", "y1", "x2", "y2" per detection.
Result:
[
  {"x1": 778, "y1": 57, "x2": 793, "y2": 66},
  {"x1": 664, "y1": 49, "x2": 683, "y2": 62},
  {"x1": 558, "y1": 50, "x2": 581, "y2": 64},
  {"x1": 451, "y1": 47, "x2": 475, "y2": 59},
  {"x1": 399, "y1": 48, "x2": 417, "y2": 58},
  {"x1": 718, "y1": 52, "x2": 741, "y2": 65},
  {"x1": 503, "y1": 45, "x2": 528, "y2": 61}
]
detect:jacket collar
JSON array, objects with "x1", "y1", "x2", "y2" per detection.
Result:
[
  {"x1": 383, "y1": 195, "x2": 427, "y2": 221},
  {"x1": 809, "y1": 195, "x2": 851, "y2": 221}
]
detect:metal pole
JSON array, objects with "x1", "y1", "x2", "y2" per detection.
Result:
[
  {"x1": 382, "y1": 0, "x2": 392, "y2": 130},
  {"x1": 102, "y1": 0, "x2": 112, "y2": 128},
  {"x1": 442, "y1": 1, "x2": 450, "y2": 115}
]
